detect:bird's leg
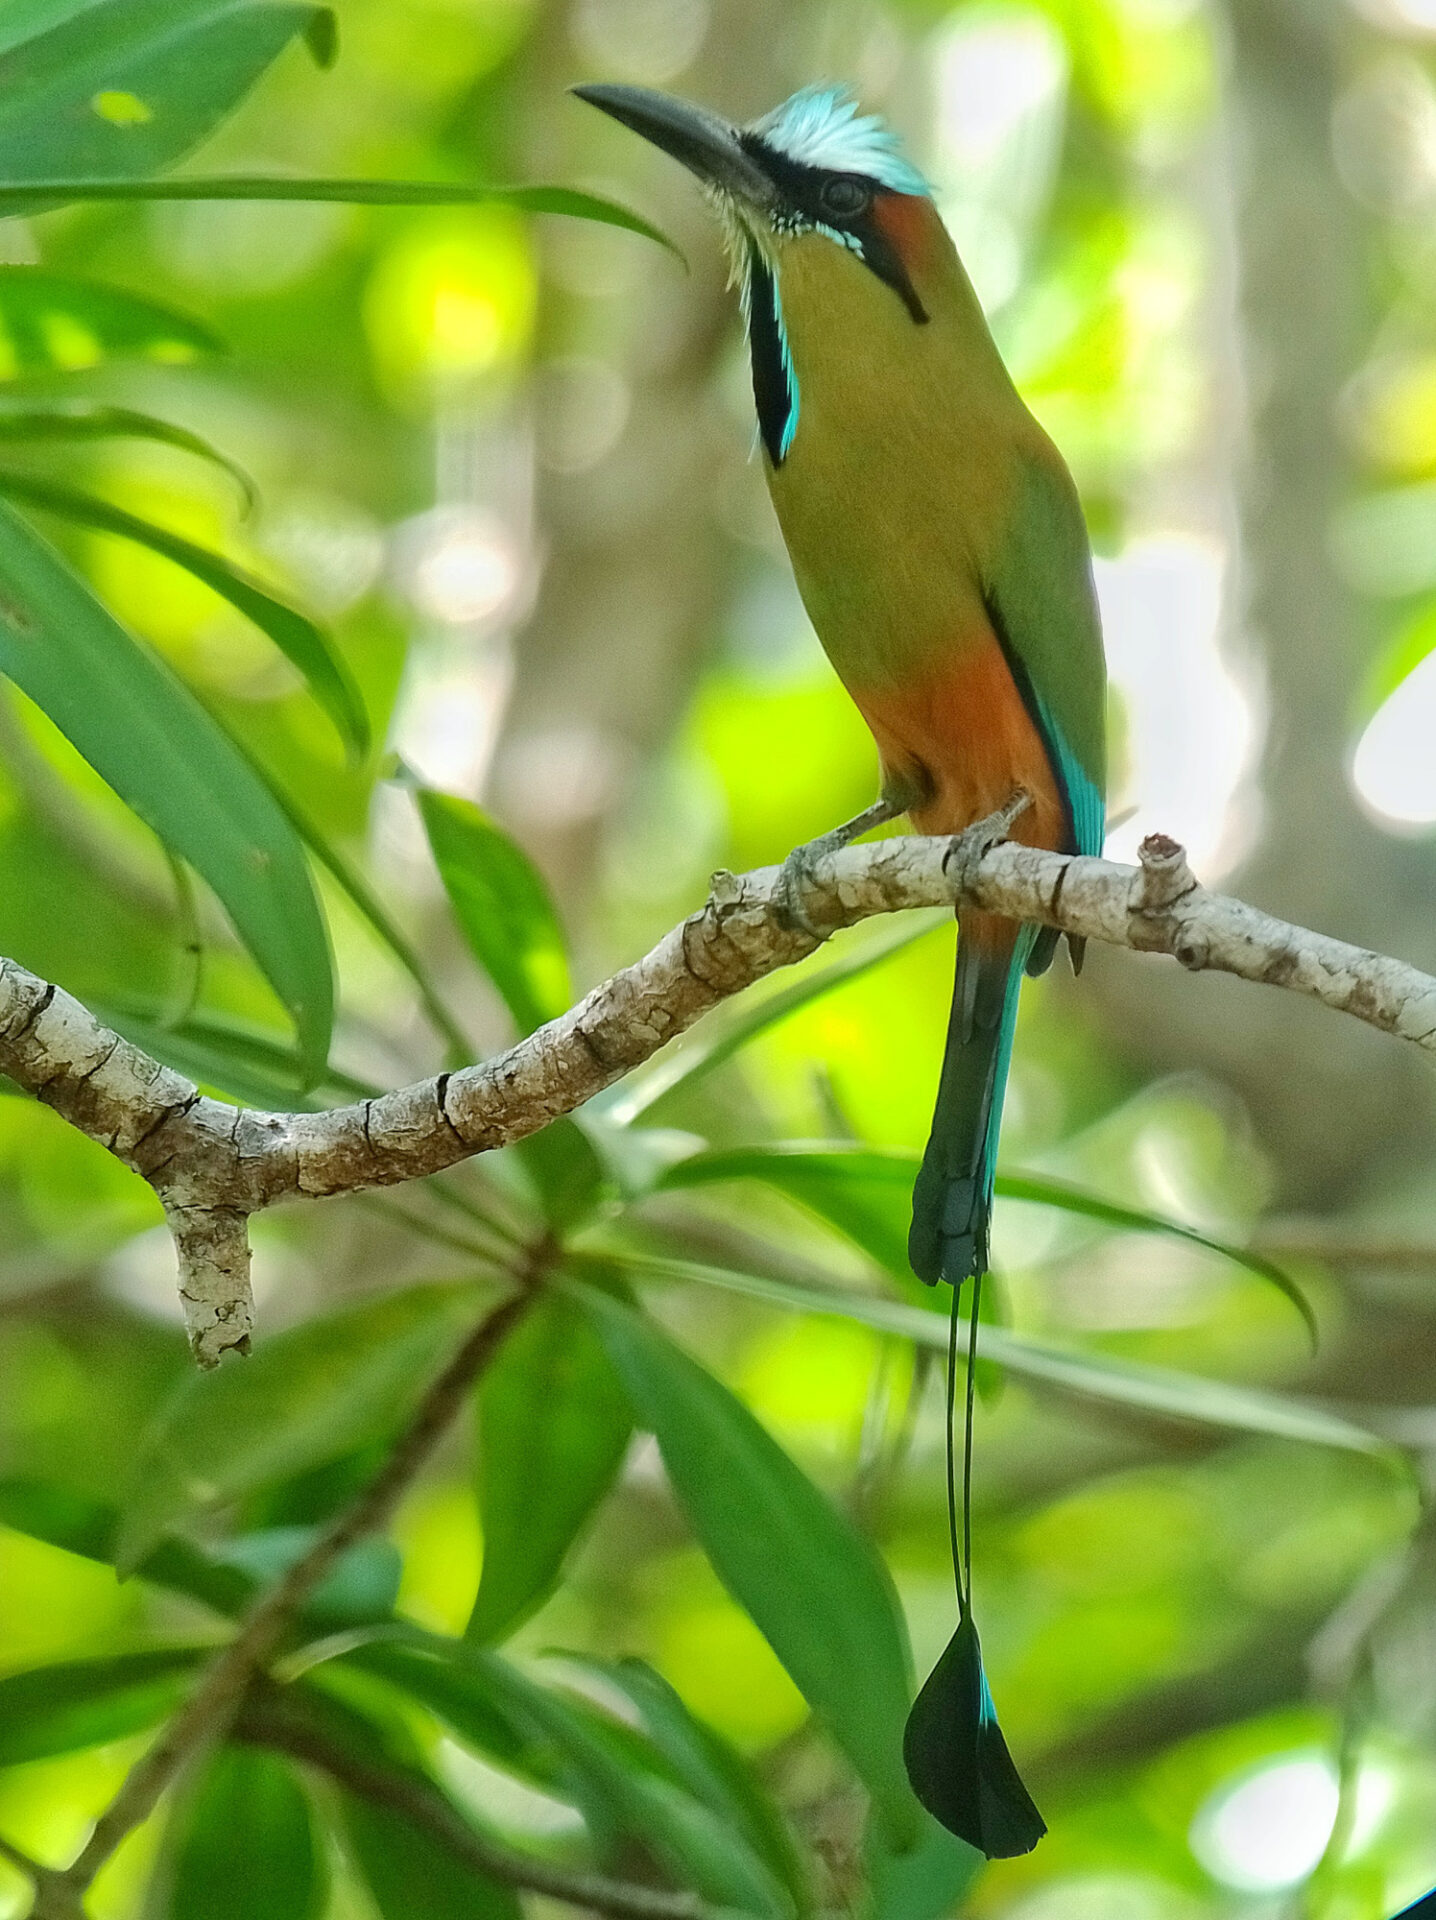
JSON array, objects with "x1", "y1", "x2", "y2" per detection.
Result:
[
  {"x1": 942, "y1": 789, "x2": 1032, "y2": 896},
  {"x1": 775, "y1": 795, "x2": 908, "y2": 938}
]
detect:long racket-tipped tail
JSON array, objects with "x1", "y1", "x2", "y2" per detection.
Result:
[{"x1": 909, "y1": 914, "x2": 1031, "y2": 1287}]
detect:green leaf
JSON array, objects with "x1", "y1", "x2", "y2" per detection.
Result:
[
  {"x1": 569, "y1": 1656, "x2": 811, "y2": 1919},
  {"x1": 212, "y1": 1528, "x2": 402, "y2": 1627},
  {"x1": 170, "y1": 1745, "x2": 326, "y2": 1920},
  {"x1": 0, "y1": 1, "x2": 335, "y2": 190},
  {"x1": 605, "y1": 917, "x2": 944, "y2": 1124},
  {"x1": 864, "y1": 1812, "x2": 979, "y2": 1920},
  {"x1": 468, "y1": 1289, "x2": 632, "y2": 1644},
  {"x1": 418, "y1": 789, "x2": 571, "y2": 1035},
  {"x1": 566, "y1": 1281, "x2": 920, "y2": 1845},
  {"x1": 0, "y1": 403, "x2": 256, "y2": 512},
  {"x1": 0, "y1": 498, "x2": 332, "y2": 1077},
  {"x1": 97, "y1": 1002, "x2": 376, "y2": 1111},
  {"x1": 996, "y1": 1170, "x2": 1317, "y2": 1344},
  {"x1": 359, "y1": 1632, "x2": 789, "y2": 1917},
  {"x1": 0, "y1": 1647, "x2": 200, "y2": 1765},
  {"x1": 0, "y1": 471, "x2": 368, "y2": 760},
  {"x1": 0, "y1": 267, "x2": 222, "y2": 376},
  {"x1": 341, "y1": 1795, "x2": 521, "y2": 1920},
  {"x1": 512, "y1": 1120, "x2": 608, "y2": 1233},
  {"x1": 116, "y1": 1284, "x2": 483, "y2": 1573},
  {"x1": 657, "y1": 1145, "x2": 1316, "y2": 1343},
  {"x1": 0, "y1": 177, "x2": 678, "y2": 255},
  {"x1": 258, "y1": 782, "x2": 471, "y2": 1062},
  {"x1": 607, "y1": 1252, "x2": 1396, "y2": 1461},
  {"x1": 0, "y1": 1476, "x2": 258, "y2": 1616}
]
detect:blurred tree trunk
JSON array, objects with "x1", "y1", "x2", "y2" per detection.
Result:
[
  {"x1": 490, "y1": 0, "x2": 806, "y2": 908},
  {"x1": 1089, "y1": 0, "x2": 1436, "y2": 1213}
]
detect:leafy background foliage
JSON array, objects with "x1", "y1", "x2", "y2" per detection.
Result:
[{"x1": 0, "y1": 2, "x2": 1434, "y2": 1919}]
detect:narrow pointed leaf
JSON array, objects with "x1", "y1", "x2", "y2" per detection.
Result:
[
  {"x1": 0, "y1": 403, "x2": 256, "y2": 511},
  {"x1": 117, "y1": 1284, "x2": 482, "y2": 1572},
  {"x1": 656, "y1": 1145, "x2": 1314, "y2": 1340},
  {"x1": 0, "y1": 177, "x2": 677, "y2": 254},
  {"x1": 0, "y1": 1, "x2": 335, "y2": 190},
  {"x1": 418, "y1": 789, "x2": 571, "y2": 1034},
  {"x1": 97, "y1": 1002, "x2": 377, "y2": 1111},
  {"x1": 468, "y1": 1290, "x2": 632, "y2": 1644},
  {"x1": 606, "y1": 918, "x2": 944, "y2": 1124},
  {"x1": 341, "y1": 1795, "x2": 521, "y2": 1920},
  {"x1": 171, "y1": 1745, "x2": 326, "y2": 1920},
  {"x1": 0, "y1": 1647, "x2": 201, "y2": 1765},
  {"x1": 0, "y1": 498, "x2": 332, "y2": 1076},
  {"x1": 569, "y1": 1656, "x2": 811, "y2": 1918},
  {"x1": 864, "y1": 1812, "x2": 979, "y2": 1920},
  {"x1": 567, "y1": 1280, "x2": 920, "y2": 1844},
  {"x1": 0, "y1": 471, "x2": 367, "y2": 758},
  {"x1": 0, "y1": 268, "x2": 222, "y2": 375},
  {"x1": 602, "y1": 1251, "x2": 1392, "y2": 1459},
  {"x1": 358, "y1": 1630, "x2": 789, "y2": 1916}
]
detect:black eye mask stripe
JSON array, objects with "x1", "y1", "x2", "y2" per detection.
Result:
[{"x1": 739, "y1": 134, "x2": 928, "y2": 326}]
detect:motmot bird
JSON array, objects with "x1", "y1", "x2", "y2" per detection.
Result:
[{"x1": 577, "y1": 80, "x2": 1106, "y2": 1859}]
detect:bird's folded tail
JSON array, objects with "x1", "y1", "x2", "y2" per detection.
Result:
[{"x1": 909, "y1": 912, "x2": 1032, "y2": 1286}]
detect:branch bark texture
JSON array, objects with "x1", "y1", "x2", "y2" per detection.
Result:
[{"x1": 4, "y1": 830, "x2": 1436, "y2": 1361}]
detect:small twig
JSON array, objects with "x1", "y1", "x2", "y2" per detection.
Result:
[
  {"x1": 47, "y1": 1276, "x2": 539, "y2": 1908},
  {"x1": 239, "y1": 1688, "x2": 744, "y2": 1920}
]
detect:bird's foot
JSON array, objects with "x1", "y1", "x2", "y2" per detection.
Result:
[
  {"x1": 943, "y1": 790, "x2": 1032, "y2": 894},
  {"x1": 775, "y1": 828, "x2": 850, "y2": 940},
  {"x1": 773, "y1": 796, "x2": 908, "y2": 940}
]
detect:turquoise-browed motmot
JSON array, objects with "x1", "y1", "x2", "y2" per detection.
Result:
[{"x1": 577, "y1": 80, "x2": 1107, "y2": 1860}]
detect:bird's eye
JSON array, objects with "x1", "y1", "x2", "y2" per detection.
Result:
[{"x1": 819, "y1": 176, "x2": 871, "y2": 219}]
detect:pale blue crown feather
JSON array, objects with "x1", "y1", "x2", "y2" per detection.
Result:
[{"x1": 751, "y1": 85, "x2": 931, "y2": 197}]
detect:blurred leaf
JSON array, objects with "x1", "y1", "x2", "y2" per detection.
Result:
[
  {"x1": 657, "y1": 1145, "x2": 1315, "y2": 1342},
  {"x1": 569, "y1": 1656, "x2": 811, "y2": 1919},
  {"x1": 418, "y1": 789, "x2": 571, "y2": 1034},
  {"x1": 0, "y1": 1647, "x2": 200, "y2": 1765},
  {"x1": 512, "y1": 1120, "x2": 608, "y2": 1233},
  {"x1": 0, "y1": 471, "x2": 368, "y2": 759},
  {"x1": 0, "y1": 403, "x2": 256, "y2": 511},
  {"x1": 341, "y1": 1795, "x2": 521, "y2": 1920},
  {"x1": 358, "y1": 1630, "x2": 789, "y2": 1916},
  {"x1": 0, "y1": 1476, "x2": 256, "y2": 1615},
  {"x1": 117, "y1": 1284, "x2": 482, "y2": 1573},
  {"x1": 568, "y1": 1280, "x2": 920, "y2": 1845},
  {"x1": 0, "y1": 1, "x2": 335, "y2": 190},
  {"x1": 606, "y1": 918, "x2": 944, "y2": 1125},
  {"x1": 467, "y1": 1289, "x2": 632, "y2": 1644},
  {"x1": 0, "y1": 268, "x2": 222, "y2": 375},
  {"x1": 212, "y1": 1529, "x2": 402, "y2": 1627},
  {"x1": 0, "y1": 499, "x2": 333, "y2": 1077},
  {"x1": 611, "y1": 1253, "x2": 1395, "y2": 1460},
  {"x1": 249, "y1": 780, "x2": 469, "y2": 1060},
  {"x1": 97, "y1": 1002, "x2": 376, "y2": 1111},
  {"x1": 0, "y1": 177, "x2": 679, "y2": 255},
  {"x1": 170, "y1": 1745, "x2": 326, "y2": 1920},
  {"x1": 864, "y1": 1811, "x2": 979, "y2": 1920},
  {"x1": 999, "y1": 1168, "x2": 1316, "y2": 1343},
  {"x1": 348, "y1": 1639, "x2": 536, "y2": 1780}
]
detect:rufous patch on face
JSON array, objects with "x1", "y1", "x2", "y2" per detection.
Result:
[{"x1": 870, "y1": 191, "x2": 941, "y2": 282}]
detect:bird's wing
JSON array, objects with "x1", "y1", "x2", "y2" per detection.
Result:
[{"x1": 980, "y1": 443, "x2": 1107, "y2": 863}]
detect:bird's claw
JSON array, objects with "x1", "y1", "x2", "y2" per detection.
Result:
[
  {"x1": 775, "y1": 840, "x2": 832, "y2": 940},
  {"x1": 944, "y1": 790, "x2": 1031, "y2": 893}
]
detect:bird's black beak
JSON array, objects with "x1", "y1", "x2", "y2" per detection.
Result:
[{"x1": 572, "y1": 83, "x2": 776, "y2": 212}]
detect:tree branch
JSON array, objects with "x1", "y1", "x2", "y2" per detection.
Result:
[
  {"x1": 5, "y1": 829, "x2": 1436, "y2": 1361},
  {"x1": 33, "y1": 1280, "x2": 539, "y2": 1913}
]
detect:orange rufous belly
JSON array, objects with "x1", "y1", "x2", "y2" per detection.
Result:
[{"x1": 849, "y1": 636, "x2": 1066, "y2": 952}]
